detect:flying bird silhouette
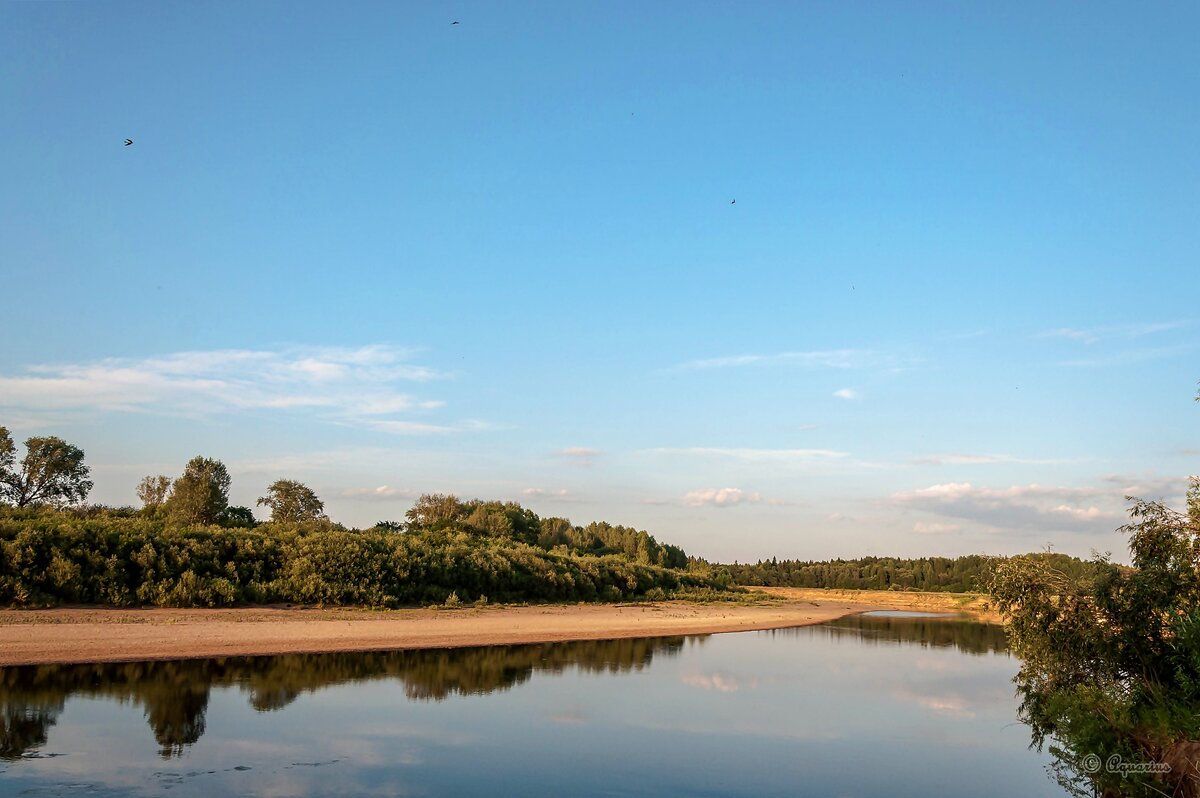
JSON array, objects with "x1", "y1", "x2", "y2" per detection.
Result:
[
  {"x1": 730, "y1": 199, "x2": 736, "y2": 204},
  {"x1": 452, "y1": 20, "x2": 459, "y2": 24},
  {"x1": 124, "y1": 139, "x2": 133, "y2": 146}
]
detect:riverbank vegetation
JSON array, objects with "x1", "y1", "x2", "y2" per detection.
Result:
[
  {"x1": 990, "y1": 476, "x2": 1200, "y2": 798},
  {"x1": 0, "y1": 426, "x2": 714, "y2": 608},
  {"x1": 0, "y1": 503, "x2": 710, "y2": 609}
]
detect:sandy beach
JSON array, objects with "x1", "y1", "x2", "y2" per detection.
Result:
[{"x1": 0, "y1": 588, "x2": 998, "y2": 666}]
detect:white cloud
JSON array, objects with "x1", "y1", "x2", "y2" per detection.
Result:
[
  {"x1": 340, "y1": 485, "x2": 416, "y2": 501},
  {"x1": 1040, "y1": 328, "x2": 1100, "y2": 344},
  {"x1": 554, "y1": 447, "x2": 602, "y2": 466},
  {"x1": 1037, "y1": 320, "x2": 1190, "y2": 345},
  {"x1": 676, "y1": 349, "x2": 886, "y2": 371},
  {"x1": 683, "y1": 487, "x2": 762, "y2": 507},
  {"x1": 892, "y1": 481, "x2": 1123, "y2": 534},
  {"x1": 522, "y1": 487, "x2": 571, "y2": 499},
  {"x1": 912, "y1": 521, "x2": 962, "y2": 535},
  {"x1": 912, "y1": 452, "x2": 1080, "y2": 466},
  {"x1": 1047, "y1": 504, "x2": 1110, "y2": 521},
  {"x1": 647, "y1": 447, "x2": 847, "y2": 461},
  {"x1": 1059, "y1": 344, "x2": 1199, "y2": 368},
  {"x1": 832, "y1": 388, "x2": 860, "y2": 401},
  {"x1": 363, "y1": 420, "x2": 459, "y2": 434},
  {"x1": 0, "y1": 345, "x2": 480, "y2": 434}
]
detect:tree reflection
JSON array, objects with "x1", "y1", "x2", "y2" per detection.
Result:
[
  {"x1": 0, "y1": 635, "x2": 691, "y2": 759},
  {"x1": 0, "y1": 700, "x2": 61, "y2": 761},
  {"x1": 769, "y1": 614, "x2": 1009, "y2": 655}
]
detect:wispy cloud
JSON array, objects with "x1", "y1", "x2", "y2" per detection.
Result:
[
  {"x1": 912, "y1": 452, "x2": 1080, "y2": 466},
  {"x1": 912, "y1": 521, "x2": 962, "y2": 535},
  {"x1": 341, "y1": 485, "x2": 416, "y2": 501},
  {"x1": 1037, "y1": 321, "x2": 1190, "y2": 345},
  {"x1": 647, "y1": 447, "x2": 848, "y2": 461},
  {"x1": 364, "y1": 419, "x2": 495, "y2": 435},
  {"x1": 832, "y1": 388, "x2": 860, "y2": 401},
  {"x1": 682, "y1": 487, "x2": 762, "y2": 507},
  {"x1": 522, "y1": 487, "x2": 573, "y2": 500},
  {"x1": 1058, "y1": 343, "x2": 1198, "y2": 368},
  {"x1": 554, "y1": 447, "x2": 602, "y2": 466},
  {"x1": 673, "y1": 348, "x2": 905, "y2": 371},
  {"x1": 0, "y1": 345, "x2": 481, "y2": 434},
  {"x1": 1036, "y1": 321, "x2": 1196, "y2": 367}
]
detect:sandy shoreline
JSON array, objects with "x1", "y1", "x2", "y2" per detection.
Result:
[{"x1": 0, "y1": 588, "x2": 998, "y2": 666}]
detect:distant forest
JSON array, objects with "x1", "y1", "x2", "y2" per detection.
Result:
[{"x1": 719, "y1": 553, "x2": 1098, "y2": 593}]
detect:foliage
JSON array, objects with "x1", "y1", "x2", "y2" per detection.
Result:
[
  {"x1": 0, "y1": 505, "x2": 711, "y2": 610},
  {"x1": 400, "y1": 493, "x2": 689, "y2": 568},
  {"x1": 989, "y1": 477, "x2": 1200, "y2": 798},
  {"x1": 219, "y1": 506, "x2": 257, "y2": 528},
  {"x1": 0, "y1": 427, "x2": 93, "y2": 509},
  {"x1": 404, "y1": 493, "x2": 464, "y2": 530},
  {"x1": 257, "y1": 479, "x2": 325, "y2": 523},
  {"x1": 136, "y1": 475, "x2": 172, "y2": 510},
  {"x1": 717, "y1": 554, "x2": 1089, "y2": 593},
  {"x1": 166, "y1": 457, "x2": 230, "y2": 526},
  {"x1": 0, "y1": 429, "x2": 14, "y2": 486}
]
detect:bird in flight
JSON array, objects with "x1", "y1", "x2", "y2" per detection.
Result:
[
  {"x1": 124, "y1": 139, "x2": 133, "y2": 146},
  {"x1": 730, "y1": 199, "x2": 736, "y2": 204},
  {"x1": 452, "y1": 20, "x2": 459, "y2": 25}
]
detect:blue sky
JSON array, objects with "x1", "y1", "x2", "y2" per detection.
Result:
[{"x1": 2, "y1": 1, "x2": 1197, "y2": 561}]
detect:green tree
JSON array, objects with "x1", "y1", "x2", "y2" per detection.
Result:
[
  {"x1": 136, "y1": 475, "x2": 173, "y2": 510},
  {"x1": 990, "y1": 477, "x2": 1200, "y2": 798},
  {"x1": 0, "y1": 427, "x2": 14, "y2": 483},
  {"x1": 0, "y1": 427, "x2": 93, "y2": 508},
  {"x1": 404, "y1": 493, "x2": 464, "y2": 531},
  {"x1": 256, "y1": 479, "x2": 325, "y2": 523},
  {"x1": 219, "y1": 506, "x2": 257, "y2": 528},
  {"x1": 167, "y1": 457, "x2": 230, "y2": 526}
]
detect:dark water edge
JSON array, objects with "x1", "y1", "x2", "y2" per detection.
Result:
[{"x1": 0, "y1": 615, "x2": 1064, "y2": 797}]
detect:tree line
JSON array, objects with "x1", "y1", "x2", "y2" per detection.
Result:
[
  {"x1": 717, "y1": 553, "x2": 1097, "y2": 593},
  {"x1": 1, "y1": 424, "x2": 687, "y2": 567},
  {"x1": 0, "y1": 424, "x2": 711, "y2": 609}
]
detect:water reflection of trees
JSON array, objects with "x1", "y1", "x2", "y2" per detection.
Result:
[
  {"x1": 0, "y1": 635, "x2": 692, "y2": 760},
  {"x1": 768, "y1": 615, "x2": 1009, "y2": 655}
]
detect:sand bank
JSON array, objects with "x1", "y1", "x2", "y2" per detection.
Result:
[{"x1": 0, "y1": 589, "x2": 998, "y2": 666}]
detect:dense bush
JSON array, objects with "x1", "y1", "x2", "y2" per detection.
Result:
[{"x1": 0, "y1": 507, "x2": 711, "y2": 608}]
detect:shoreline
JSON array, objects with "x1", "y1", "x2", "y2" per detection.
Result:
[{"x1": 0, "y1": 588, "x2": 999, "y2": 666}]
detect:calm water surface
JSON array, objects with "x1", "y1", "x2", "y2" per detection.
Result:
[{"x1": 0, "y1": 614, "x2": 1063, "y2": 797}]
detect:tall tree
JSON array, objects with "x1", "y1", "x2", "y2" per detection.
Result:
[
  {"x1": 405, "y1": 493, "x2": 464, "y2": 531},
  {"x1": 256, "y1": 479, "x2": 325, "y2": 523},
  {"x1": 136, "y1": 475, "x2": 173, "y2": 510},
  {"x1": 0, "y1": 427, "x2": 93, "y2": 508},
  {"x1": 167, "y1": 457, "x2": 230, "y2": 526},
  {"x1": 990, "y1": 478, "x2": 1200, "y2": 798}
]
